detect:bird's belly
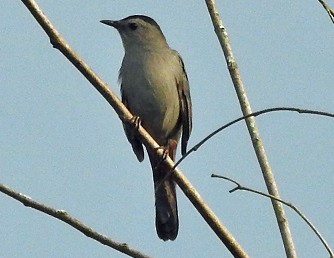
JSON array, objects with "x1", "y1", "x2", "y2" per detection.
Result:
[{"x1": 122, "y1": 73, "x2": 180, "y2": 145}]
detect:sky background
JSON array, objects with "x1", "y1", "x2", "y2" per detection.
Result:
[{"x1": 1, "y1": 1, "x2": 334, "y2": 257}]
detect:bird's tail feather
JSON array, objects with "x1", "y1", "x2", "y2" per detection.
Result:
[{"x1": 148, "y1": 141, "x2": 178, "y2": 241}]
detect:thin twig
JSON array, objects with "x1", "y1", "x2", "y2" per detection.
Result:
[
  {"x1": 319, "y1": 0, "x2": 334, "y2": 24},
  {"x1": 204, "y1": 1, "x2": 297, "y2": 257},
  {"x1": 211, "y1": 174, "x2": 334, "y2": 258},
  {"x1": 18, "y1": 0, "x2": 247, "y2": 256},
  {"x1": 179, "y1": 107, "x2": 334, "y2": 165},
  {"x1": 0, "y1": 182, "x2": 150, "y2": 258},
  {"x1": 158, "y1": 106, "x2": 334, "y2": 193}
]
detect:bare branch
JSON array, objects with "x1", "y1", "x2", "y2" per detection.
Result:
[
  {"x1": 18, "y1": 0, "x2": 247, "y2": 256},
  {"x1": 0, "y1": 182, "x2": 150, "y2": 258},
  {"x1": 178, "y1": 107, "x2": 334, "y2": 166},
  {"x1": 158, "y1": 106, "x2": 334, "y2": 194},
  {"x1": 319, "y1": 0, "x2": 334, "y2": 24},
  {"x1": 212, "y1": 174, "x2": 334, "y2": 258},
  {"x1": 204, "y1": 1, "x2": 297, "y2": 257}
]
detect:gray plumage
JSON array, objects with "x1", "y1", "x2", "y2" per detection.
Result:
[{"x1": 101, "y1": 15, "x2": 192, "y2": 241}]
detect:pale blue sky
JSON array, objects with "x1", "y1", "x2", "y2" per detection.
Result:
[{"x1": 1, "y1": 1, "x2": 333, "y2": 257}]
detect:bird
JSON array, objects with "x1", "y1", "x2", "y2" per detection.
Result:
[{"x1": 100, "y1": 15, "x2": 192, "y2": 241}]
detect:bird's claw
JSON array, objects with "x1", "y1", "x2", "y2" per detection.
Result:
[
  {"x1": 156, "y1": 146, "x2": 169, "y2": 160},
  {"x1": 122, "y1": 115, "x2": 141, "y2": 130},
  {"x1": 130, "y1": 116, "x2": 141, "y2": 130},
  {"x1": 153, "y1": 146, "x2": 169, "y2": 170}
]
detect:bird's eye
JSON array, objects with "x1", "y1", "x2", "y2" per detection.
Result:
[{"x1": 128, "y1": 23, "x2": 138, "y2": 31}]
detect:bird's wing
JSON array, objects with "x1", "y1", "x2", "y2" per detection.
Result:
[
  {"x1": 121, "y1": 87, "x2": 145, "y2": 162},
  {"x1": 175, "y1": 52, "x2": 192, "y2": 155}
]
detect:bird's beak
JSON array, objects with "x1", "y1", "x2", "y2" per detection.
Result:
[{"x1": 100, "y1": 20, "x2": 119, "y2": 29}]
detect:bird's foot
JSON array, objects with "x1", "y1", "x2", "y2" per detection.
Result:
[
  {"x1": 154, "y1": 145, "x2": 169, "y2": 170},
  {"x1": 123, "y1": 115, "x2": 141, "y2": 130},
  {"x1": 153, "y1": 139, "x2": 177, "y2": 170},
  {"x1": 122, "y1": 115, "x2": 142, "y2": 138}
]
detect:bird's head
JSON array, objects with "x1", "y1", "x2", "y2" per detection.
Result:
[{"x1": 101, "y1": 15, "x2": 168, "y2": 51}]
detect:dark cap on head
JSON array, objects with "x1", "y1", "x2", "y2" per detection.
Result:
[
  {"x1": 100, "y1": 15, "x2": 163, "y2": 34},
  {"x1": 121, "y1": 15, "x2": 160, "y2": 28}
]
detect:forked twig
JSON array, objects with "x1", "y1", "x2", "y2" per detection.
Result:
[
  {"x1": 157, "y1": 107, "x2": 334, "y2": 193},
  {"x1": 212, "y1": 174, "x2": 334, "y2": 258}
]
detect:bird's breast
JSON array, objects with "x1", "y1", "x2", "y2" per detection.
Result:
[{"x1": 120, "y1": 50, "x2": 181, "y2": 144}]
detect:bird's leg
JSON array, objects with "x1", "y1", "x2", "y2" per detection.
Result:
[
  {"x1": 153, "y1": 139, "x2": 177, "y2": 170},
  {"x1": 153, "y1": 146, "x2": 168, "y2": 170},
  {"x1": 167, "y1": 139, "x2": 177, "y2": 161}
]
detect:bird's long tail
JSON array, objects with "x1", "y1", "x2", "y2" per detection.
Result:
[{"x1": 148, "y1": 140, "x2": 178, "y2": 241}]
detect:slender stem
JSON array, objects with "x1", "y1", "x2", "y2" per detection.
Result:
[
  {"x1": 204, "y1": 1, "x2": 297, "y2": 257},
  {"x1": 319, "y1": 0, "x2": 334, "y2": 24},
  {"x1": 159, "y1": 106, "x2": 334, "y2": 194},
  {"x1": 212, "y1": 174, "x2": 334, "y2": 258},
  {"x1": 174, "y1": 107, "x2": 334, "y2": 170}
]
